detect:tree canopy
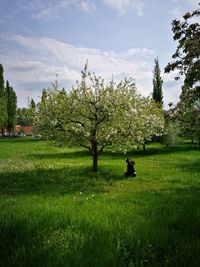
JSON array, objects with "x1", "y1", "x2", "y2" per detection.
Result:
[
  {"x1": 165, "y1": 4, "x2": 200, "y2": 87},
  {"x1": 165, "y1": 4, "x2": 200, "y2": 147}
]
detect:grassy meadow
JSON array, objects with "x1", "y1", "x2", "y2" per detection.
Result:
[{"x1": 0, "y1": 138, "x2": 200, "y2": 267}]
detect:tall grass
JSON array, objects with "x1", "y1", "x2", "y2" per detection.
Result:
[{"x1": 0, "y1": 138, "x2": 200, "y2": 266}]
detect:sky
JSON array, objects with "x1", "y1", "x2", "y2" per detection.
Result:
[{"x1": 0, "y1": 0, "x2": 199, "y2": 109}]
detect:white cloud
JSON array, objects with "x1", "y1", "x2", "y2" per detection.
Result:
[
  {"x1": 10, "y1": 35, "x2": 154, "y2": 82},
  {"x1": 19, "y1": 0, "x2": 144, "y2": 19},
  {"x1": 77, "y1": 0, "x2": 96, "y2": 12},
  {"x1": 125, "y1": 48, "x2": 155, "y2": 57},
  {"x1": 17, "y1": 0, "x2": 95, "y2": 20},
  {"x1": 1, "y1": 34, "x2": 181, "y2": 108},
  {"x1": 186, "y1": 0, "x2": 199, "y2": 5},
  {"x1": 169, "y1": 0, "x2": 199, "y2": 19},
  {"x1": 102, "y1": 0, "x2": 144, "y2": 16},
  {"x1": 2, "y1": 34, "x2": 156, "y2": 105}
]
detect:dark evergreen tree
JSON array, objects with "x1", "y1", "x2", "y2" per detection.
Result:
[
  {"x1": 6, "y1": 81, "x2": 17, "y2": 136},
  {"x1": 30, "y1": 99, "x2": 36, "y2": 109},
  {"x1": 41, "y1": 89, "x2": 47, "y2": 104},
  {"x1": 0, "y1": 64, "x2": 7, "y2": 135},
  {"x1": 152, "y1": 58, "x2": 163, "y2": 106}
]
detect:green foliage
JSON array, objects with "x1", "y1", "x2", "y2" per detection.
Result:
[
  {"x1": 165, "y1": 4, "x2": 200, "y2": 87},
  {"x1": 0, "y1": 64, "x2": 4, "y2": 91},
  {"x1": 179, "y1": 86, "x2": 200, "y2": 144},
  {"x1": 0, "y1": 64, "x2": 17, "y2": 135},
  {"x1": 152, "y1": 58, "x2": 163, "y2": 106},
  {"x1": 168, "y1": 84, "x2": 200, "y2": 147},
  {"x1": 6, "y1": 81, "x2": 17, "y2": 134},
  {"x1": 16, "y1": 98, "x2": 36, "y2": 126},
  {"x1": 30, "y1": 98, "x2": 36, "y2": 109},
  {"x1": 0, "y1": 64, "x2": 7, "y2": 131},
  {"x1": 162, "y1": 120, "x2": 180, "y2": 146},
  {"x1": 16, "y1": 108, "x2": 31, "y2": 126},
  {"x1": 165, "y1": 3, "x2": 200, "y2": 147},
  {"x1": 0, "y1": 139, "x2": 200, "y2": 266}
]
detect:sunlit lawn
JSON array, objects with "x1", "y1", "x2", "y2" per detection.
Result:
[{"x1": 0, "y1": 138, "x2": 200, "y2": 267}]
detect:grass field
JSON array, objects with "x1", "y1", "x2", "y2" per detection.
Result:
[{"x1": 0, "y1": 138, "x2": 200, "y2": 267}]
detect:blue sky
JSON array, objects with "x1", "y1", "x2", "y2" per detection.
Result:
[{"x1": 0, "y1": 0, "x2": 199, "y2": 108}]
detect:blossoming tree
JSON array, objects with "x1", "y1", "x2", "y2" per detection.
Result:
[{"x1": 35, "y1": 65, "x2": 164, "y2": 172}]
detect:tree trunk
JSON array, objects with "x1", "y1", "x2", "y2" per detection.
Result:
[
  {"x1": 92, "y1": 153, "x2": 98, "y2": 172},
  {"x1": 1, "y1": 128, "x2": 6, "y2": 138},
  {"x1": 143, "y1": 143, "x2": 146, "y2": 152},
  {"x1": 92, "y1": 141, "x2": 98, "y2": 172}
]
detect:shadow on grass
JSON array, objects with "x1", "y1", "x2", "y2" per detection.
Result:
[
  {"x1": 1, "y1": 140, "x2": 200, "y2": 266},
  {"x1": 30, "y1": 150, "x2": 91, "y2": 160},
  {"x1": 173, "y1": 158, "x2": 200, "y2": 174},
  {"x1": 1, "y1": 138, "x2": 199, "y2": 159},
  {"x1": 0, "y1": 137, "x2": 42, "y2": 143},
  {"x1": 118, "y1": 190, "x2": 200, "y2": 267},
  {"x1": 1, "y1": 186, "x2": 200, "y2": 267},
  {"x1": 29, "y1": 143, "x2": 198, "y2": 162},
  {"x1": 128, "y1": 143, "x2": 199, "y2": 158},
  {"x1": 0, "y1": 164, "x2": 124, "y2": 196}
]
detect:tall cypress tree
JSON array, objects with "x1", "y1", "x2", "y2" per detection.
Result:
[
  {"x1": 153, "y1": 58, "x2": 163, "y2": 107},
  {"x1": 0, "y1": 64, "x2": 7, "y2": 135},
  {"x1": 30, "y1": 99, "x2": 36, "y2": 109},
  {"x1": 6, "y1": 81, "x2": 17, "y2": 136}
]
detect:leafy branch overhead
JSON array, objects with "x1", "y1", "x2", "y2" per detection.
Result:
[{"x1": 165, "y1": 4, "x2": 200, "y2": 87}]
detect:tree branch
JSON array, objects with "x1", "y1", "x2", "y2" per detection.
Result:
[{"x1": 80, "y1": 144, "x2": 93, "y2": 155}]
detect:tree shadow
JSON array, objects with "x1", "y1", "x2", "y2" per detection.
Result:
[
  {"x1": 30, "y1": 150, "x2": 91, "y2": 160},
  {"x1": 117, "y1": 189, "x2": 200, "y2": 267},
  {"x1": 3, "y1": 138, "x2": 198, "y2": 161},
  {"x1": 30, "y1": 144, "x2": 198, "y2": 162},
  {"x1": 102, "y1": 143, "x2": 199, "y2": 161},
  {"x1": 1, "y1": 178, "x2": 200, "y2": 267},
  {"x1": 0, "y1": 164, "x2": 125, "y2": 196},
  {"x1": 0, "y1": 137, "x2": 42, "y2": 143},
  {"x1": 173, "y1": 158, "x2": 200, "y2": 174}
]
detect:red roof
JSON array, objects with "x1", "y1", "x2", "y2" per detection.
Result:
[{"x1": 15, "y1": 125, "x2": 33, "y2": 134}]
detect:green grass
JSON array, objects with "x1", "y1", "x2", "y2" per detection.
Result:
[{"x1": 0, "y1": 138, "x2": 200, "y2": 267}]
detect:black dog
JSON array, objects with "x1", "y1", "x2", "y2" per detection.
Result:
[{"x1": 125, "y1": 158, "x2": 136, "y2": 177}]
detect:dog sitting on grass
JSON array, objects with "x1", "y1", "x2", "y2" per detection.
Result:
[{"x1": 125, "y1": 158, "x2": 136, "y2": 177}]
